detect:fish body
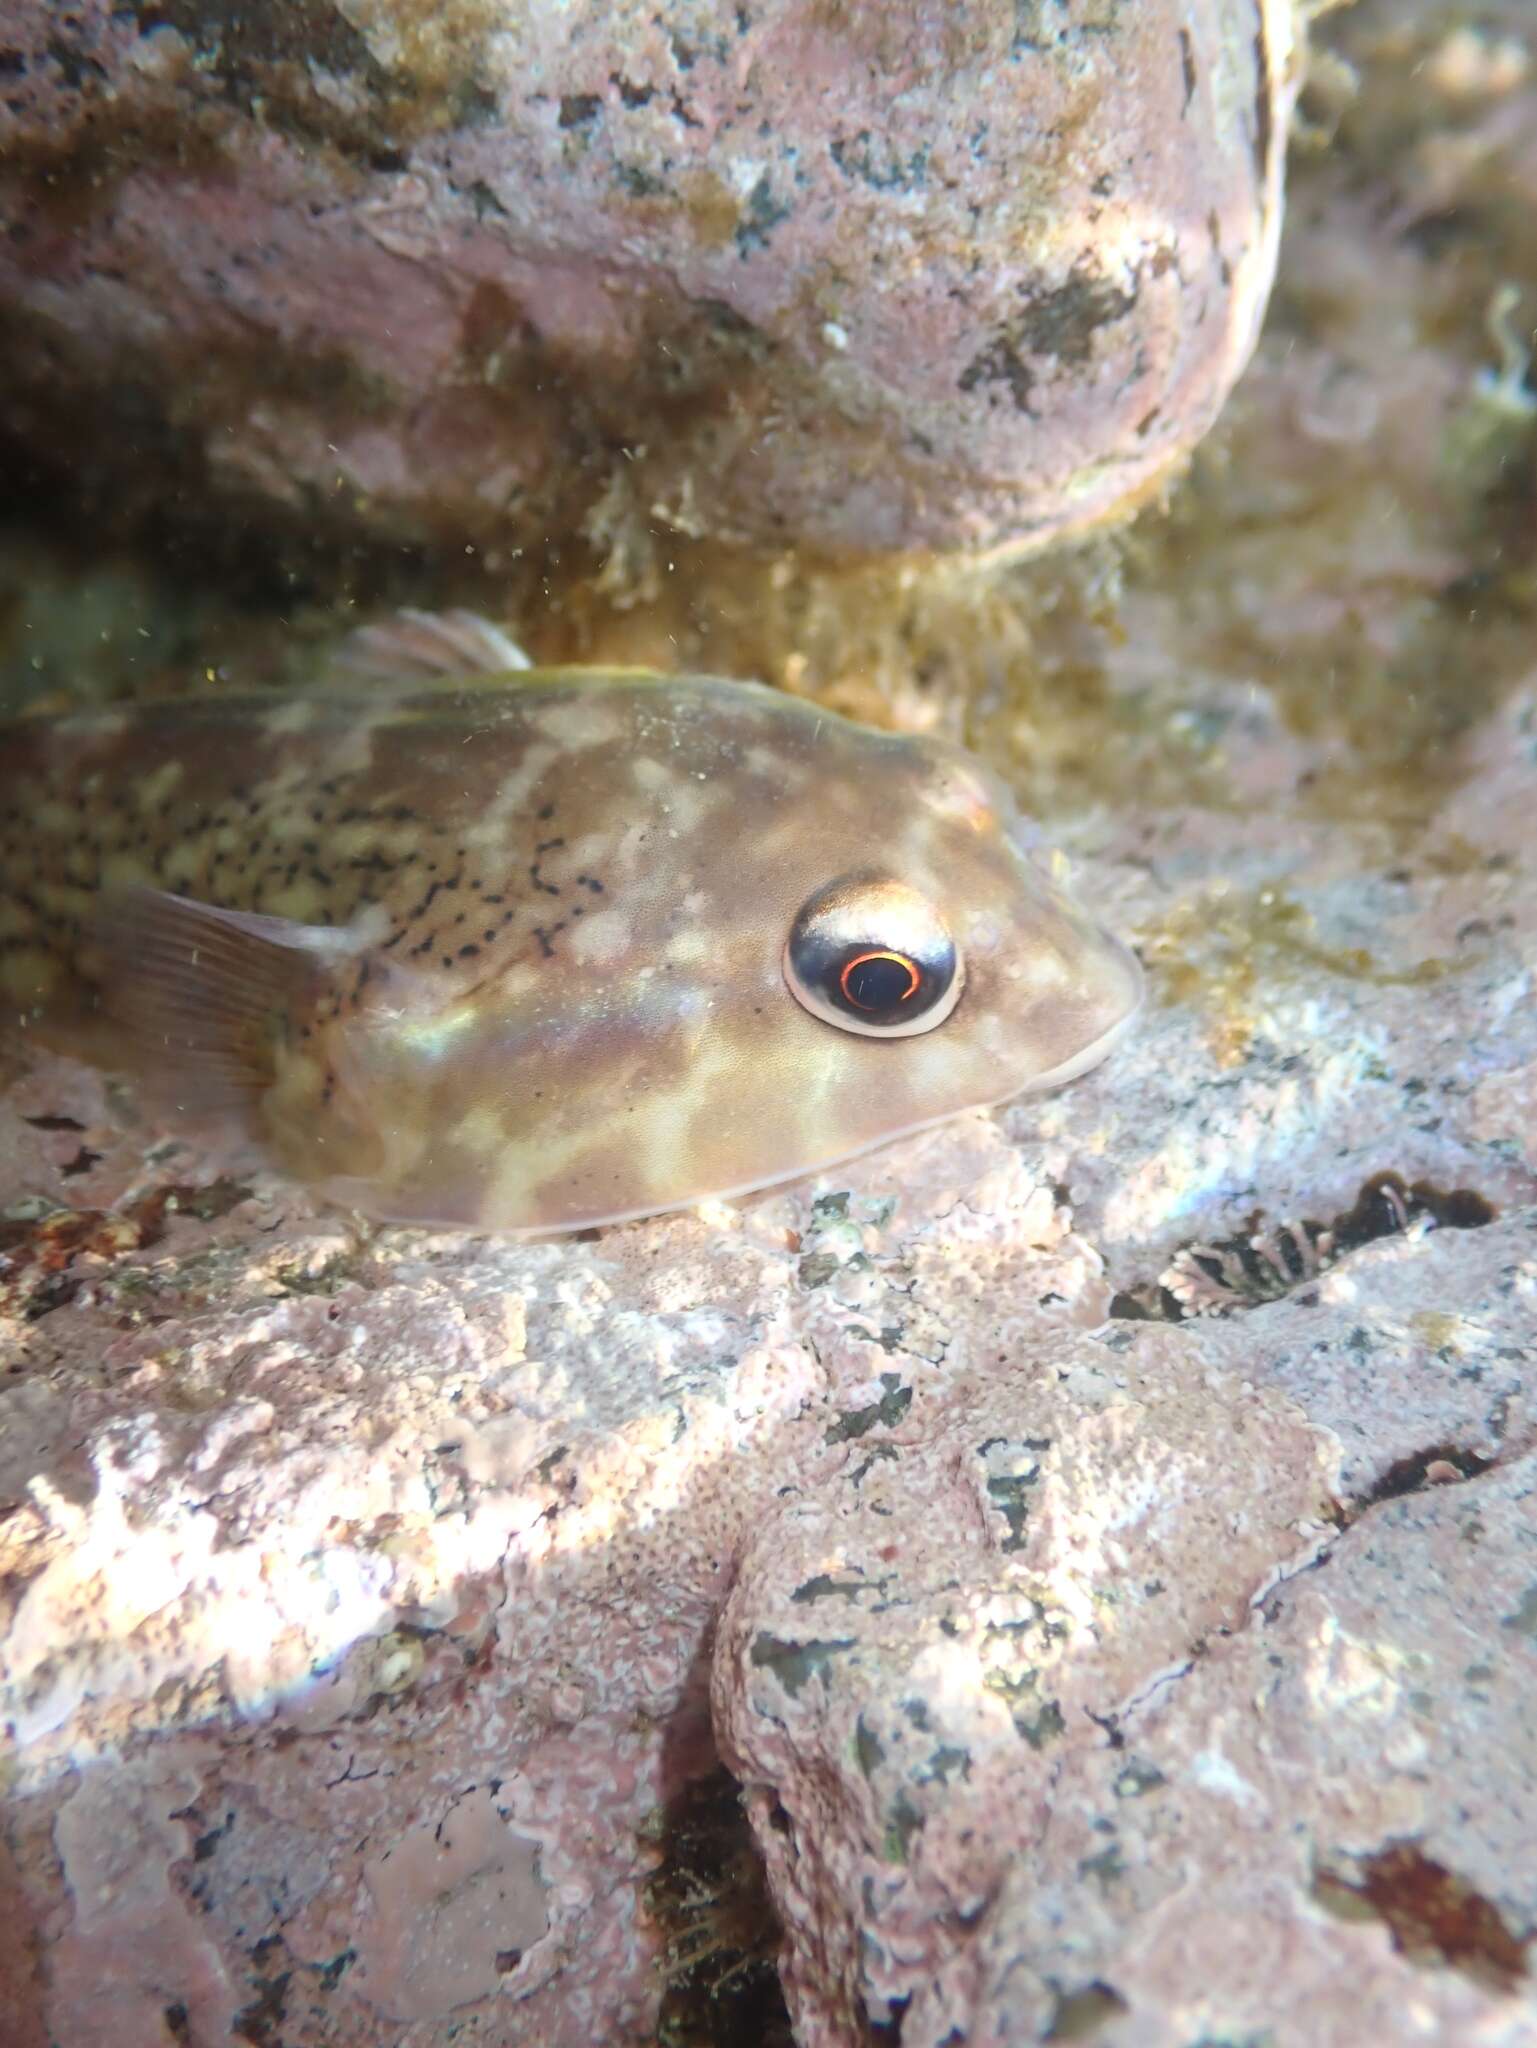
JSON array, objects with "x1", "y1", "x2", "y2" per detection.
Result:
[{"x1": 0, "y1": 639, "x2": 1141, "y2": 1232}]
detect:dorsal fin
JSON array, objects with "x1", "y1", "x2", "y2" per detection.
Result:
[
  {"x1": 89, "y1": 887, "x2": 362, "y2": 1133},
  {"x1": 329, "y1": 608, "x2": 532, "y2": 686}
]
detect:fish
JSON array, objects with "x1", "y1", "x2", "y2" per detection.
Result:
[{"x1": 0, "y1": 609, "x2": 1142, "y2": 1234}]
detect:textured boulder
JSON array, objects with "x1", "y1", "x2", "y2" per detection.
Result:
[
  {"x1": 0, "y1": 0, "x2": 1299, "y2": 559},
  {"x1": 714, "y1": 1224, "x2": 1537, "y2": 2046}
]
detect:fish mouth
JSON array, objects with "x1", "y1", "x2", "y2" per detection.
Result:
[{"x1": 1019, "y1": 930, "x2": 1146, "y2": 1096}]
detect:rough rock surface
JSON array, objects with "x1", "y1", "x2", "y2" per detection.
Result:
[
  {"x1": 5, "y1": 2, "x2": 1537, "y2": 2046},
  {"x1": 0, "y1": 0, "x2": 1298, "y2": 560}
]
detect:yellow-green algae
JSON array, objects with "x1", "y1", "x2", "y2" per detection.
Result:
[{"x1": 1141, "y1": 884, "x2": 1467, "y2": 1072}]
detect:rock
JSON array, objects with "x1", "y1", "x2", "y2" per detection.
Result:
[
  {"x1": 0, "y1": 0, "x2": 1302, "y2": 561},
  {"x1": 5, "y1": 2, "x2": 1537, "y2": 2043},
  {"x1": 2, "y1": 967, "x2": 1535, "y2": 2046},
  {"x1": 714, "y1": 1218, "x2": 1537, "y2": 2047}
]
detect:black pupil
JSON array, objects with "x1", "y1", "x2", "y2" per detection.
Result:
[{"x1": 844, "y1": 953, "x2": 917, "y2": 1013}]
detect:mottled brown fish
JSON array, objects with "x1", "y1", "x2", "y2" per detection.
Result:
[{"x1": 0, "y1": 611, "x2": 1142, "y2": 1233}]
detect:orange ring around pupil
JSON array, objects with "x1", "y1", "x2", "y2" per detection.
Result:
[{"x1": 840, "y1": 950, "x2": 921, "y2": 1009}]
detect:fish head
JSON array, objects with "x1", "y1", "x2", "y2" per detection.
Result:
[{"x1": 733, "y1": 726, "x2": 1144, "y2": 1170}]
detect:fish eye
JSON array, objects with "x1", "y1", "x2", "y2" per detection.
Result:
[{"x1": 783, "y1": 877, "x2": 963, "y2": 1038}]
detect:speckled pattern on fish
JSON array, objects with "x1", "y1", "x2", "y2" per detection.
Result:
[{"x1": 0, "y1": 644, "x2": 1141, "y2": 1232}]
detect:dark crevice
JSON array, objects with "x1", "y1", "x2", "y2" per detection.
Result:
[
  {"x1": 0, "y1": 1178, "x2": 254, "y2": 1323},
  {"x1": 867, "y1": 1991, "x2": 910, "y2": 2044},
  {"x1": 1353, "y1": 1442, "x2": 1494, "y2": 1511},
  {"x1": 645, "y1": 1765, "x2": 792, "y2": 2048},
  {"x1": 1108, "y1": 1170, "x2": 1496, "y2": 1322}
]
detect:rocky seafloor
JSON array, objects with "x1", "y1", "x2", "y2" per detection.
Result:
[{"x1": 3, "y1": 2, "x2": 1537, "y2": 2045}]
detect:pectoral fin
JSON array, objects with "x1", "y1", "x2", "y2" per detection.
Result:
[{"x1": 90, "y1": 887, "x2": 361, "y2": 1131}]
